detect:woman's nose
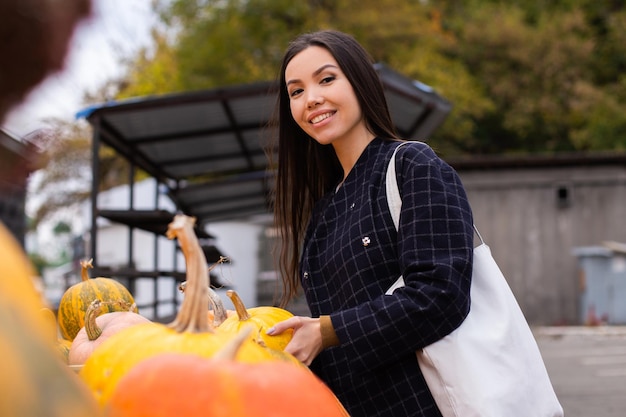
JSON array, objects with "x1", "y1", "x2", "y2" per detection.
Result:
[{"x1": 306, "y1": 90, "x2": 323, "y2": 109}]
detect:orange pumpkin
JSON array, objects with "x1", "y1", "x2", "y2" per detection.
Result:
[
  {"x1": 57, "y1": 259, "x2": 138, "y2": 341},
  {"x1": 68, "y1": 300, "x2": 151, "y2": 365},
  {"x1": 106, "y1": 327, "x2": 350, "y2": 417},
  {"x1": 0, "y1": 222, "x2": 102, "y2": 416},
  {"x1": 79, "y1": 215, "x2": 275, "y2": 407},
  {"x1": 219, "y1": 289, "x2": 294, "y2": 351}
]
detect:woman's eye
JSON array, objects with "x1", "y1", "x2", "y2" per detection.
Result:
[
  {"x1": 289, "y1": 88, "x2": 303, "y2": 97},
  {"x1": 321, "y1": 76, "x2": 335, "y2": 84}
]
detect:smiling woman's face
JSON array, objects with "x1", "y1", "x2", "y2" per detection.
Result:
[{"x1": 285, "y1": 46, "x2": 370, "y2": 148}]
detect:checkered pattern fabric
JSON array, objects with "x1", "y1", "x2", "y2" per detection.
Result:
[{"x1": 301, "y1": 138, "x2": 474, "y2": 416}]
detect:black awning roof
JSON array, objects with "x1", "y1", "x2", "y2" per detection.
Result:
[
  {"x1": 97, "y1": 209, "x2": 214, "y2": 238},
  {"x1": 81, "y1": 63, "x2": 452, "y2": 228}
]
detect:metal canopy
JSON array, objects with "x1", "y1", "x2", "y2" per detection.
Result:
[{"x1": 81, "y1": 63, "x2": 452, "y2": 228}]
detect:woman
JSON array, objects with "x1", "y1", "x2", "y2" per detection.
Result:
[{"x1": 266, "y1": 30, "x2": 474, "y2": 417}]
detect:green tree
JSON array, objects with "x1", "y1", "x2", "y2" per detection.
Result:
[
  {"x1": 443, "y1": 2, "x2": 626, "y2": 153},
  {"x1": 117, "y1": 31, "x2": 183, "y2": 99}
]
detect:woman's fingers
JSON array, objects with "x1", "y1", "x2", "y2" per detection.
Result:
[
  {"x1": 266, "y1": 316, "x2": 301, "y2": 335},
  {"x1": 264, "y1": 316, "x2": 324, "y2": 365}
]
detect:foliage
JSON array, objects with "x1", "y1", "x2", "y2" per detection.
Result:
[
  {"x1": 447, "y1": 5, "x2": 599, "y2": 152},
  {"x1": 116, "y1": 31, "x2": 183, "y2": 99},
  {"x1": 440, "y1": 0, "x2": 626, "y2": 153}
]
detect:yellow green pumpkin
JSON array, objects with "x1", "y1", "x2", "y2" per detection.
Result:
[
  {"x1": 57, "y1": 338, "x2": 72, "y2": 363},
  {"x1": 57, "y1": 259, "x2": 137, "y2": 341}
]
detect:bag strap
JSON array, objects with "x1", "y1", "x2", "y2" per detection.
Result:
[
  {"x1": 385, "y1": 142, "x2": 483, "y2": 244},
  {"x1": 385, "y1": 142, "x2": 408, "y2": 230}
]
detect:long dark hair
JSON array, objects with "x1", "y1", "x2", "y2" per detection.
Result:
[{"x1": 268, "y1": 30, "x2": 399, "y2": 306}]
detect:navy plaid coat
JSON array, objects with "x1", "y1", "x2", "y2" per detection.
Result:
[{"x1": 301, "y1": 138, "x2": 474, "y2": 416}]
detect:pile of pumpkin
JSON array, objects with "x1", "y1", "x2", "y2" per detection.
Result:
[{"x1": 0, "y1": 214, "x2": 350, "y2": 416}]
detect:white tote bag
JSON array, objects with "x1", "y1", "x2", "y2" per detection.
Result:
[{"x1": 385, "y1": 143, "x2": 563, "y2": 417}]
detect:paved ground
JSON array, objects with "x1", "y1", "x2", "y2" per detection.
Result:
[{"x1": 535, "y1": 326, "x2": 626, "y2": 417}]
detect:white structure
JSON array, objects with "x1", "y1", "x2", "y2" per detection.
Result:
[{"x1": 79, "y1": 178, "x2": 264, "y2": 320}]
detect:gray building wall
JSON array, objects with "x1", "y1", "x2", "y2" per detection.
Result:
[{"x1": 454, "y1": 156, "x2": 626, "y2": 325}]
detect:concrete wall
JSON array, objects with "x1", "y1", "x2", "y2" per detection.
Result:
[{"x1": 457, "y1": 163, "x2": 626, "y2": 325}]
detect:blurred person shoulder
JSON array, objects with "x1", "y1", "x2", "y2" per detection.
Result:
[{"x1": 0, "y1": 0, "x2": 92, "y2": 120}]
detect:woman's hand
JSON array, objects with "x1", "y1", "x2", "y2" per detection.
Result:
[{"x1": 266, "y1": 316, "x2": 323, "y2": 366}]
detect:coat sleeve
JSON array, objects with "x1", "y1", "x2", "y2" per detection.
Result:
[{"x1": 328, "y1": 142, "x2": 474, "y2": 370}]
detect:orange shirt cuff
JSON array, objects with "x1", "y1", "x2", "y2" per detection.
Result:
[{"x1": 320, "y1": 315, "x2": 340, "y2": 348}]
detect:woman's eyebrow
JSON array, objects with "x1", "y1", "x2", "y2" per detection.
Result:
[{"x1": 312, "y1": 63, "x2": 338, "y2": 77}]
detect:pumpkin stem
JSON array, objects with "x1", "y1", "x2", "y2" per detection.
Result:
[
  {"x1": 213, "y1": 326, "x2": 254, "y2": 361},
  {"x1": 166, "y1": 215, "x2": 228, "y2": 333},
  {"x1": 84, "y1": 300, "x2": 104, "y2": 341},
  {"x1": 80, "y1": 258, "x2": 94, "y2": 282},
  {"x1": 179, "y1": 282, "x2": 229, "y2": 327},
  {"x1": 226, "y1": 289, "x2": 251, "y2": 321},
  {"x1": 208, "y1": 288, "x2": 228, "y2": 326},
  {"x1": 84, "y1": 299, "x2": 133, "y2": 341}
]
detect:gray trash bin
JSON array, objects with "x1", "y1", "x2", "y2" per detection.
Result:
[{"x1": 572, "y1": 245, "x2": 626, "y2": 325}]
